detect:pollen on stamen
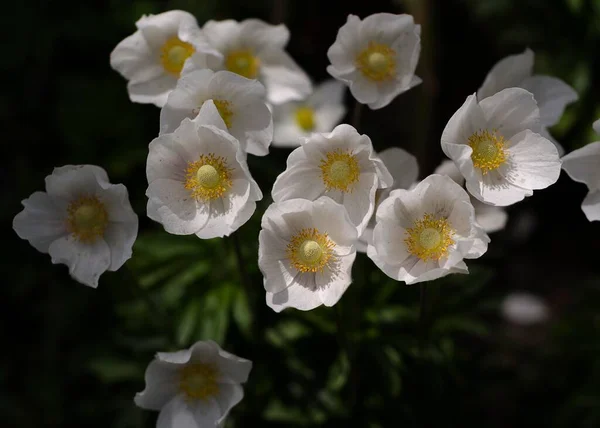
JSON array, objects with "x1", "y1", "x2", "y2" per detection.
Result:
[
  {"x1": 66, "y1": 196, "x2": 109, "y2": 243},
  {"x1": 287, "y1": 228, "x2": 336, "y2": 273},
  {"x1": 468, "y1": 129, "x2": 507, "y2": 174},
  {"x1": 405, "y1": 213, "x2": 455, "y2": 261},
  {"x1": 319, "y1": 149, "x2": 360, "y2": 192},
  {"x1": 184, "y1": 153, "x2": 233, "y2": 201},
  {"x1": 160, "y1": 36, "x2": 195, "y2": 75},
  {"x1": 212, "y1": 99, "x2": 234, "y2": 128},
  {"x1": 295, "y1": 106, "x2": 315, "y2": 132},
  {"x1": 179, "y1": 363, "x2": 219, "y2": 401},
  {"x1": 355, "y1": 42, "x2": 396, "y2": 82},
  {"x1": 225, "y1": 49, "x2": 260, "y2": 79}
]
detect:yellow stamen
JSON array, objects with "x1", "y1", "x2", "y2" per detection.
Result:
[
  {"x1": 212, "y1": 99, "x2": 234, "y2": 129},
  {"x1": 66, "y1": 196, "x2": 109, "y2": 243},
  {"x1": 405, "y1": 213, "x2": 455, "y2": 261},
  {"x1": 319, "y1": 149, "x2": 360, "y2": 192},
  {"x1": 295, "y1": 106, "x2": 315, "y2": 131},
  {"x1": 287, "y1": 228, "x2": 336, "y2": 273},
  {"x1": 355, "y1": 42, "x2": 396, "y2": 82},
  {"x1": 468, "y1": 130, "x2": 507, "y2": 174},
  {"x1": 160, "y1": 37, "x2": 195, "y2": 75},
  {"x1": 179, "y1": 363, "x2": 219, "y2": 401},
  {"x1": 184, "y1": 153, "x2": 233, "y2": 201},
  {"x1": 225, "y1": 50, "x2": 260, "y2": 79}
]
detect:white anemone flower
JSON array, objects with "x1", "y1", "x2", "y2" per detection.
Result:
[
  {"x1": 195, "y1": 19, "x2": 312, "y2": 105},
  {"x1": 146, "y1": 101, "x2": 262, "y2": 238},
  {"x1": 271, "y1": 124, "x2": 393, "y2": 234},
  {"x1": 135, "y1": 340, "x2": 251, "y2": 428},
  {"x1": 561, "y1": 126, "x2": 600, "y2": 221},
  {"x1": 367, "y1": 174, "x2": 489, "y2": 284},
  {"x1": 441, "y1": 88, "x2": 561, "y2": 207},
  {"x1": 258, "y1": 197, "x2": 358, "y2": 312},
  {"x1": 434, "y1": 160, "x2": 508, "y2": 233},
  {"x1": 272, "y1": 80, "x2": 347, "y2": 148},
  {"x1": 326, "y1": 13, "x2": 421, "y2": 110},
  {"x1": 478, "y1": 48, "x2": 578, "y2": 155},
  {"x1": 160, "y1": 69, "x2": 272, "y2": 156},
  {"x1": 13, "y1": 165, "x2": 138, "y2": 288},
  {"x1": 502, "y1": 292, "x2": 549, "y2": 325},
  {"x1": 110, "y1": 10, "x2": 221, "y2": 107},
  {"x1": 356, "y1": 147, "x2": 419, "y2": 253}
]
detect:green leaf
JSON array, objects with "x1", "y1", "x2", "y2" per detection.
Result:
[{"x1": 177, "y1": 299, "x2": 201, "y2": 346}]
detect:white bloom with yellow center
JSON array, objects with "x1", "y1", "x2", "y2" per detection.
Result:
[
  {"x1": 326, "y1": 13, "x2": 421, "y2": 110},
  {"x1": 441, "y1": 88, "x2": 561, "y2": 207},
  {"x1": 110, "y1": 10, "x2": 221, "y2": 107},
  {"x1": 160, "y1": 69, "x2": 272, "y2": 156},
  {"x1": 13, "y1": 165, "x2": 138, "y2": 288},
  {"x1": 478, "y1": 48, "x2": 578, "y2": 155},
  {"x1": 146, "y1": 101, "x2": 262, "y2": 238},
  {"x1": 259, "y1": 197, "x2": 358, "y2": 312},
  {"x1": 561, "y1": 121, "x2": 600, "y2": 221},
  {"x1": 271, "y1": 124, "x2": 393, "y2": 234},
  {"x1": 367, "y1": 174, "x2": 489, "y2": 284},
  {"x1": 195, "y1": 19, "x2": 312, "y2": 105},
  {"x1": 272, "y1": 80, "x2": 347, "y2": 148},
  {"x1": 135, "y1": 340, "x2": 251, "y2": 428},
  {"x1": 356, "y1": 147, "x2": 419, "y2": 253},
  {"x1": 434, "y1": 160, "x2": 508, "y2": 233}
]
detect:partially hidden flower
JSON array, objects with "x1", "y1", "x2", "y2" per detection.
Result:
[
  {"x1": 367, "y1": 174, "x2": 489, "y2": 284},
  {"x1": 561, "y1": 122, "x2": 600, "y2": 221},
  {"x1": 146, "y1": 101, "x2": 262, "y2": 238},
  {"x1": 502, "y1": 292, "x2": 550, "y2": 325},
  {"x1": 258, "y1": 197, "x2": 358, "y2": 312},
  {"x1": 197, "y1": 19, "x2": 311, "y2": 104},
  {"x1": 13, "y1": 165, "x2": 138, "y2": 287},
  {"x1": 357, "y1": 147, "x2": 419, "y2": 253},
  {"x1": 441, "y1": 88, "x2": 561, "y2": 206},
  {"x1": 134, "y1": 340, "x2": 251, "y2": 428},
  {"x1": 434, "y1": 160, "x2": 508, "y2": 233},
  {"x1": 477, "y1": 48, "x2": 578, "y2": 155},
  {"x1": 160, "y1": 69, "x2": 272, "y2": 156},
  {"x1": 327, "y1": 13, "x2": 421, "y2": 110},
  {"x1": 110, "y1": 10, "x2": 221, "y2": 107},
  {"x1": 272, "y1": 80, "x2": 347, "y2": 148},
  {"x1": 271, "y1": 124, "x2": 393, "y2": 234}
]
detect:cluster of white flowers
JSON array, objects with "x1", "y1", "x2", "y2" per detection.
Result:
[{"x1": 12, "y1": 7, "x2": 597, "y2": 428}]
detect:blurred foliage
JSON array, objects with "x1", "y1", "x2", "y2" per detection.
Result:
[{"x1": 3, "y1": 0, "x2": 600, "y2": 427}]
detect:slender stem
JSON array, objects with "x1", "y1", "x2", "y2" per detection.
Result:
[
  {"x1": 418, "y1": 283, "x2": 428, "y2": 353},
  {"x1": 351, "y1": 100, "x2": 363, "y2": 131},
  {"x1": 335, "y1": 304, "x2": 358, "y2": 409},
  {"x1": 231, "y1": 233, "x2": 253, "y2": 298}
]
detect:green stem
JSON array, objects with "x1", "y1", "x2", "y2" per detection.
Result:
[{"x1": 419, "y1": 283, "x2": 428, "y2": 353}]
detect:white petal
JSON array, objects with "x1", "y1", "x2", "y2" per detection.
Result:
[
  {"x1": 539, "y1": 127, "x2": 565, "y2": 157},
  {"x1": 272, "y1": 163, "x2": 326, "y2": 202},
  {"x1": 441, "y1": 94, "x2": 487, "y2": 155},
  {"x1": 156, "y1": 396, "x2": 198, "y2": 428},
  {"x1": 104, "y1": 221, "x2": 138, "y2": 271},
  {"x1": 447, "y1": 199, "x2": 476, "y2": 237},
  {"x1": 582, "y1": 190, "x2": 600, "y2": 222},
  {"x1": 273, "y1": 121, "x2": 305, "y2": 147},
  {"x1": 215, "y1": 347, "x2": 252, "y2": 384},
  {"x1": 192, "y1": 99, "x2": 228, "y2": 133},
  {"x1": 345, "y1": 71, "x2": 378, "y2": 105},
  {"x1": 231, "y1": 99, "x2": 272, "y2": 157},
  {"x1": 137, "y1": 11, "x2": 199, "y2": 49},
  {"x1": 473, "y1": 200, "x2": 508, "y2": 233},
  {"x1": 267, "y1": 276, "x2": 322, "y2": 312},
  {"x1": 311, "y1": 196, "x2": 359, "y2": 248},
  {"x1": 340, "y1": 173, "x2": 377, "y2": 234},
  {"x1": 521, "y1": 75, "x2": 578, "y2": 127},
  {"x1": 359, "y1": 13, "x2": 415, "y2": 45},
  {"x1": 318, "y1": 252, "x2": 355, "y2": 307},
  {"x1": 315, "y1": 105, "x2": 346, "y2": 133},
  {"x1": 134, "y1": 360, "x2": 179, "y2": 411},
  {"x1": 434, "y1": 159, "x2": 464, "y2": 186},
  {"x1": 213, "y1": 384, "x2": 244, "y2": 418},
  {"x1": 127, "y1": 73, "x2": 177, "y2": 108},
  {"x1": 48, "y1": 236, "x2": 111, "y2": 288},
  {"x1": 260, "y1": 50, "x2": 312, "y2": 104},
  {"x1": 594, "y1": 119, "x2": 600, "y2": 135},
  {"x1": 109, "y1": 31, "x2": 163, "y2": 84},
  {"x1": 503, "y1": 130, "x2": 561, "y2": 190},
  {"x1": 258, "y1": 229, "x2": 297, "y2": 294},
  {"x1": 477, "y1": 48, "x2": 534, "y2": 100},
  {"x1": 370, "y1": 218, "x2": 411, "y2": 267},
  {"x1": 13, "y1": 192, "x2": 67, "y2": 253},
  {"x1": 326, "y1": 15, "x2": 361, "y2": 74},
  {"x1": 479, "y1": 87, "x2": 541, "y2": 138},
  {"x1": 561, "y1": 141, "x2": 600, "y2": 189},
  {"x1": 378, "y1": 147, "x2": 419, "y2": 190},
  {"x1": 467, "y1": 168, "x2": 531, "y2": 206},
  {"x1": 309, "y1": 79, "x2": 346, "y2": 107},
  {"x1": 45, "y1": 165, "x2": 106, "y2": 202},
  {"x1": 239, "y1": 19, "x2": 289, "y2": 51}
]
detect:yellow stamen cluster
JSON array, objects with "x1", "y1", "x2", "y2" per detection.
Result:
[
  {"x1": 213, "y1": 99, "x2": 234, "y2": 129},
  {"x1": 295, "y1": 106, "x2": 316, "y2": 131},
  {"x1": 225, "y1": 49, "x2": 260, "y2": 79},
  {"x1": 405, "y1": 214, "x2": 455, "y2": 261},
  {"x1": 468, "y1": 129, "x2": 507, "y2": 174},
  {"x1": 160, "y1": 37, "x2": 195, "y2": 75},
  {"x1": 179, "y1": 363, "x2": 219, "y2": 401},
  {"x1": 356, "y1": 42, "x2": 396, "y2": 82},
  {"x1": 66, "y1": 196, "x2": 109, "y2": 243},
  {"x1": 287, "y1": 228, "x2": 336, "y2": 273},
  {"x1": 184, "y1": 154, "x2": 233, "y2": 201},
  {"x1": 319, "y1": 149, "x2": 360, "y2": 192}
]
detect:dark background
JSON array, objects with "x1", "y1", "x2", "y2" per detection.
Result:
[{"x1": 3, "y1": 0, "x2": 600, "y2": 427}]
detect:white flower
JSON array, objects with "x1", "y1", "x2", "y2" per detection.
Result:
[
  {"x1": 441, "y1": 88, "x2": 561, "y2": 206},
  {"x1": 502, "y1": 292, "x2": 549, "y2": 325},
  {"x1": 477, "y1": 48, "x2": 578, "y2": 155},
  {"x1": 160, "y1": 69, "x2": 272, "y2": 156},
  {"x1": 326, "y1": 13, "x2": 421, "y2": 110},
  {"x1": 13, "y1": 165, "x2": 138, "y2": 288},
  {"x1": 146, "y1": 101, "x2": 262, "y2": 238},
  {"x1": 134, "y1": 340, "x2": 251, "y2": 428},
  {"x1": 271, "y1": 124, "x2": 393, "y2": 234},
  {"x1": 356, "y1": 147, "x2": 419, "y2": 253},
  {"x1": 434, "y1": 160, "x2": 508, "y2": 233},
  {"x1": 110, "y1": 10, "x2": 221, "y2": 107},
  {"x1": 561, "y1": 137, "x2": 600, "y2": 222},
  {"x1": 594, "y1": 119, "x2": 600, "y2": 135},
  {"x1": 196, "y1": 19, "x2": 312, "y2": 105},
  {"x1": 367, "y1": 174, "x2": 489, "y2": 284},
  {"x1": 258, "y1": 197, "x2": 358, "y2": 312},
  {"x1": 272, "y1": 80, "x2": 347, "y2": 148}
]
